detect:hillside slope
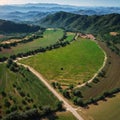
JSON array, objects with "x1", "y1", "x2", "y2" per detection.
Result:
[
  {"x1": 40, "y1": 12, "x2": 120, "y2": 34},
  {"x1": 0, "y1": 19, "x2": 40, "y2": 33}
]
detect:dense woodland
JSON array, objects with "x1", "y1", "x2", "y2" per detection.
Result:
[{"x1": 0, "y1": 19, "x2": 40, "y2": 33}]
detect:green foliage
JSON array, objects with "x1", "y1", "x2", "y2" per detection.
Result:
[
  {"x1": 40, "y1": 12, "x2": 120, "y2": 35},
  {"x1": 0, "y1": 19, "x2": 40, "y2": 33},
  {"x1": 0, "y1": 29, "x2": 65, "y2": 60},
  {"x1": 20, "y1": 39, "x2": 104, "y2": 85},
  {"x1": 0, "y1": 63, "x2": 58, "y2": 118},
  {"x1": 55, "y1": 101, "x2": 63, "y2": 111},
  {"x1": 4, "y1": 99, "x2": 11, "y2": 108},
  {"x1": 62, "y1": 90, "x2": 70, "y2": 99},
  {"x1": 73, "y1": 90, "x2": 82, "y2": 97},
  {"x1": 3, "y1": 109, "x2": 40, "y2": 120}
]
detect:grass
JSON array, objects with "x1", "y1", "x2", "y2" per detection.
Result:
[
  {"x1": 0, "y1": 63, "x2": 58, "y2": 117},
  {"x1": 64, "y1": 32, "x2": 75, "y2": 42},
  {"x1": 85, "y1": 93, "x2": 120, "y2": 120},
  {"x1": 56, "y1": 111, "x2": 77, "y2": 120},
  {"x1": 20, "y1": 38, "x2": 104, "y2": 86},
  {"x1": 76, "y1": 40, "x2": 120, "y2": 101},
  {"x1": 0, "y1": 28, "x2": 64, "y2": 58}
]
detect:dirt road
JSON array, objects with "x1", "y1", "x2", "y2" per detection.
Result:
[
  {"x1": 18, "y1": 63, "x2": 84, "y2": 120},
  {"x1": 76, "y1": 40, "x2": 107, "y2": 88}
]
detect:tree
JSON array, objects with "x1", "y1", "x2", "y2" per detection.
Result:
[
  {"x1": 69, "y1": 84, "x2": 74, "y2": 90},
  {"x1": 4, "y1": 99, "x2": 11, "y2": 108},
  {"x1": 56, "y1": 101, "x2": 63, "y2": 111},
  {"x1": 42, "y1": 105, "x2": 51, "y2": 114},
  {"x1": 7, "y1": 59, "x2": 13, "y2": 68},
  {"x1": 76, "y1": 98, "x2": 84, "y2": 106},
  {"x1": 63, "y1": 90, "x2": 70, "y2": 99},
  {"x1": 73, "y1": 90, "x2": 82, "y2": 97},
  {"x1": 51, "y1": 82, "x2": 56, "y2": 88}
]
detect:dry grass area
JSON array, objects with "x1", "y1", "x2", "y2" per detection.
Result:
[
  {"x1": 84, "y1": 93, "x2": 120, "y2": 120},
  {"x1": 110, "y1": 32, "x2": 119, "y2": 36}
]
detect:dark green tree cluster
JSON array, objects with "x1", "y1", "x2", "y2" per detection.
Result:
[{"x1": 0, "y1": 19, "x2": 40, "y2": 33}]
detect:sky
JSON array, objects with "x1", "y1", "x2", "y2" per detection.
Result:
[{"x1": 0, "y1": 0, "x2": 120, "y2": 7}]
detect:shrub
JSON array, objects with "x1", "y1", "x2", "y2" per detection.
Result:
[
  {"x1": 10, "y1": 105, "x2": 18, "y2": 112},
  {"x1": 6, "y1": 109, "x2": 11, "y2": 114},
  {"x1": 63, "y1": 90, "x2": 70, "y2": 99},
  {"x1": 93, "y1": 78, "x2": 99, "y2": 83},
  {"x1": 51, "y1": 82, "x2": 56, "y2": 88},
  {"x1": 73, "y1": 90, "x2": 82, "y2": 97},
  {"x1": 4, "y1": 99, "x2": 11, "y2": 108},
  {"x1": 42, "y1": 105, "x2": 51, "y2": 114},
  {"x1": 1, "y1": 91, "x2": 6, "y2": 97},
  {"x1": 56, "y1": 101, "x2": 63, "y2": 111}
]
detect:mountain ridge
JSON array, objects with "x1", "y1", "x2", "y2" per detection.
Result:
[{"x1": 40, "y1": 11, "x2": 120, "y2": 34}]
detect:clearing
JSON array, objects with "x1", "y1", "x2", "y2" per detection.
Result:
[
  {"x1": 20, "y1": 38, "x2": 104, "y2": 86},
  {"x1": 0, "y1": 29, "x2": 64, "y2": 58}
]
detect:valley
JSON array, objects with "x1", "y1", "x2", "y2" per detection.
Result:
[{"x1": 0, "y1": 2, "x2": 120, "y2": 120}]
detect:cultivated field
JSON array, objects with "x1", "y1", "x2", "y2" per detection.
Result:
[
  {"x1": 20, "y1": 38, "x2": 104, "y2": 86},
  {"x1": 85, "y1": 93, "x2": 120, "y2": 120},
  {"x1": 0, "y1": 29, "x2": 64, "y2": 58},
  {"x1": 0, "y1": 63, "x2": 58, "y2": 118}
]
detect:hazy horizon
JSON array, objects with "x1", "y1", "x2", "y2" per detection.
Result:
[{"x1": 0, "y1": 0, "x2": 120, "y2": 7}]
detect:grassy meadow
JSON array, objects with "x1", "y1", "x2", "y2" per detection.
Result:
[
  {"x1": 56, "y1": 112, "x2": 77, "y2": 120},
  {"x1": 64, "y1": 32, "x2": 75, "y2": 42},
  {"x1": 20, "y1": 38, "x2": 104, "y2": 86},
  {"x1": 0, "y1": 63, "x2": 58, "y2": 118},
  {"x1": 0, "y1": 29, "x2": 64, "y2": 58}
]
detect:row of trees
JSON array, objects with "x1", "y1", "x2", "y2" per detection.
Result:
[
  {"x1": 0, "y1": 30, "x2": 45, "y2": 50},
  {"x1": 51, "y1": 81, "x2": 120, "y2": 107},
  {"x1": 1, "y1": 61, "x2": 64, "y2": 119},
  {"x1": 97, "y1": 33, "x2": 120, "y2": 56},
  {"x1": 3, "y1": 100, "x2": 63, "y2": 120},
  {"x1": 0, "y1": 40, "x2": 70, "y2": 62}
]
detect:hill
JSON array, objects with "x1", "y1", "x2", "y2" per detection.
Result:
[
  {"x1": 0, "y1": 19, "x2": 40, "y2": 33},
  {"x1": 0, "y1": 63, "x2": 58, "y2": 119},
  {"x1": 0, "y1": 4, "x2": 120, "y2": 22},
  {"x1": 40, "y1": 12, "x2": 120, "y2": 34}
]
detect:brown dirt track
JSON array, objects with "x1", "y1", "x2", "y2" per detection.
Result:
[{"x1": 80, "y1": 41, "x2": 120, "y2": 100}]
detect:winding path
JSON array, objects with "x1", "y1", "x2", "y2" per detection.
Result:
[{"x1": 17, "y1": 63, "x2": 84, "y2": 120}]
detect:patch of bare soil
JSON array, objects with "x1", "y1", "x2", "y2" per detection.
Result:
[
  {"x1": 110, "y1": 32, "x2": 119, "y2": 36},
  {"x1": 0, "y1": 35, "x2": 4, "y2": 39},
  {"x1": 0, "y1": 48, "x2": 13, "y2": 54},
  {"x1": 1, "y1": 39, "x2": 22, "y2": 44}
]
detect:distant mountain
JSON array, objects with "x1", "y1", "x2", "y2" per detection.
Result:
[
  {"x1": 0, "y1": 4, "x2": 120, "y2": 23},
  {"x1": 40, "y1": 11, "x2": 120, "y2": 34},
  {"x1": 0, "y1": 3, "x2": 78, "y2": 22},
  {"x1": 0, "y1": 19, "x2": 40, "y2": 33},
  {"x1": 73, "y1": 7, "x2": 120, "y2": 15}
]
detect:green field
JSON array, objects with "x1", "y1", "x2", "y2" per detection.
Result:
[
  {"x1": 56, "y1": 112, "x2": 77, "y2": 120},
  {"x1": 85, "y1": 93, "x2": 120, "y2": 120},
  {"x1": 0, "y1": 63, "x2": 58, "y2": 118},
  {"x1": 0, "y1": 29, "x2": 64, "y2": 58},
  {"x1": 64, "y1": 32, "x2": 75, "y2": 42},
  {"x1": 20, "y1": 39, "x2": 104, "y2": 86}
]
